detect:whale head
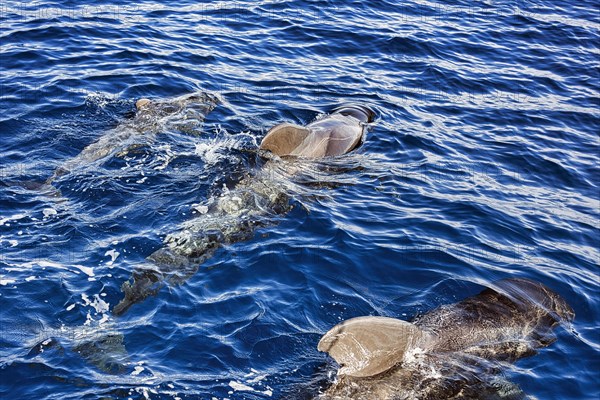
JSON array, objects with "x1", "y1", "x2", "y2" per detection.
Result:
[
  {"x1": 330, "y1": 104, "x2": 376, "y2": 123},
  {"x1": 317, "y1": 316, "x2": 434, "y2": 378},
  {"x1": 259, "y1": 105, "x2": 375, "y2": 158}
]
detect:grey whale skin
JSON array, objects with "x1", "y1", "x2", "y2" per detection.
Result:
[
  {"x1": 316, "y1": 278, "x2": 573, "y2": 400},
  {"x1": 3, "y1": 93, "x2": 218, "y2": 195},
  {"x1": 45, "y1": 92, "x2": 219, "y2": 187},
  {"x1": 113, "y1": 104, "x2": 375, "y2": 315}
]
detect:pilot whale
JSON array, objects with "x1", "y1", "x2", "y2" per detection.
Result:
[
  {"x1": 317, "y1": 278, "x2": 573, "y2": 399},
  {"x1": 38, "y1": 92, "x2": 218, "y2": 189},
  {"x1": 113, "y1": 104, "x2": 376, "y2": 315}
]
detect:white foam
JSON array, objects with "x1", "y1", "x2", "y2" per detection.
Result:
[
  {"x1": 131, "y1": 365, "x2": 145, "y2": 376},
  {"x1": 247, "y1": 373, "x2": 268, "y2": 384},
  {"x1": 228, "y1": 381, "x2": 255, "y2": 392},
  {"x1": 16, "y1": 260, "x2": 96, "y2": 277},
  {"x1": 403, "y1": 347, "x2": 443, "y2": 380},
  {"x1": 129, "y1": 386, "x2": 155, "y2": 400},
  {"x1": 104, "y1": 249, "x2": 120, "y2": 267},
  {"x1": 0, "y1": 213, "x2": 27, "y2": 226},
  {"x1": 0, "y1": 278, "x2": 16, "y2": 286},
  {"x1": 82, "y1": 293, "x2": 110, "y2": 315},
  {"x1": 403, "y1": 346, "x2": 427, "y2": 364},
  {"x1": 153, "y1": 144, "x2": 174, "y2": 170},
  {"x1": 228, "y1": 378, "x2": 273, "y2": 397},
  {"x1": 192, "y1": 204, "x2": 209, "y2": 214},
  {"x1": 85, "y1": 92, "x2": 120, "y2": 108},
  {"x1": 194, "y1": 136, "x2": 240, "y2": 165},
  {"x1": 37, "y1": 338, "x2": 53, "y2": 353},
  {"x1": 42, "y1": 208, "x2": 58, "y2": 218}
]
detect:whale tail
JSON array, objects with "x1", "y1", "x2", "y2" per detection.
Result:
[
  {"x1": 317, "y1": 316, "x2": 432, "y2": 378},
  {"x1": 112, "y1": 264, "x2": 168, "y2": 316},
  {"x1": 113, "y1": 243, "x2": 219, "y2": 316},
  {"x1": 27, "y1": 326, "x2": 130, "y2": 375}
]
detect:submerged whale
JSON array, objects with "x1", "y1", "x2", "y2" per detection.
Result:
[
  {"x1": 26, "y1": 321, "x2": 130, "y2": 375},
  {"x1": 317, "y1": 278, "x2": 573, "y2": 399},
  {"x1": 113, "y1": 104, "x2": 376, "y2": 315},
  {"x1": 39, "y1": 92, "x2": 218, "y2": 189}
]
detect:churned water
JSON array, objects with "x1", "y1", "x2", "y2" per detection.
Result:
[{"x1": 0, "y1": 1, "x2": 598, "y2": 399}]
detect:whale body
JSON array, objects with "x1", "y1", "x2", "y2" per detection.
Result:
[
  {"x1": 113, "y1": 105, "x2": 376, "y2": 315},
  {"x1": 44, "y1": 92, "x2": 218, "y2": 187},
  {"x1": 317, "y1": 278, "x2": 573, "y2": 399}
]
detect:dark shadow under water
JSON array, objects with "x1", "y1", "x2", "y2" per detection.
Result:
[{"x1": 113, "y1": 152, "x2": 367, "y2": 316}]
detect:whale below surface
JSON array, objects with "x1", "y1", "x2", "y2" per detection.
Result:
[
  {"x1": 315, "y1": 278, "x2": 574, "y2": 400},
  {"x1": 39, "y1": 92, "x2": 219, "y2": 190},
  {"x1": 113, "y1": 104, "x2": 376, "y2": 315}
]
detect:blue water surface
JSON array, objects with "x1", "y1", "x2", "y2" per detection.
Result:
[{"x1": 0, "y1": 1, "x2": 598, "y2": 399}]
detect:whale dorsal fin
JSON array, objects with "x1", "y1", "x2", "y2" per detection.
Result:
[
  {"x1": 318, "y1": 316, "x2": 431, "y2": 378},
  {"x1": 259, "y1": 123, "x2": 311, "y2": 156}
]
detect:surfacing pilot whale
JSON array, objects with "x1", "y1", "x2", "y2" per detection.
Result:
[
  {"x1": 315, "y1": 278, "x2": 574, "y2": 400},
  {"x1": 29, "y1": 92, "x2": 218, "y2": 193},
  {"x1": 113, "y1": 104, "x2": 376, "y2": 315}
]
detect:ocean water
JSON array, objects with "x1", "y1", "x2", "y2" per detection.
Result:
[{"x1": 0, "y1": 1, "x2": 598, "y2": 399}]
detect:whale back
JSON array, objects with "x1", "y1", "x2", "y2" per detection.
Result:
[
  {"x1": 415, "y1": 278, "x2": 574, "y2": 359},
  {"x1": 318, "y1": 316, "x2": 432, "y2": 378},
  {"x1": 490, "y1": 278, "x2": 574, "y2": 323}
]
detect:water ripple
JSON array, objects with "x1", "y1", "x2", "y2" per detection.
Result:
[{"x1": 1, "y1": 0, "x2": 598, "y2": 399}]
